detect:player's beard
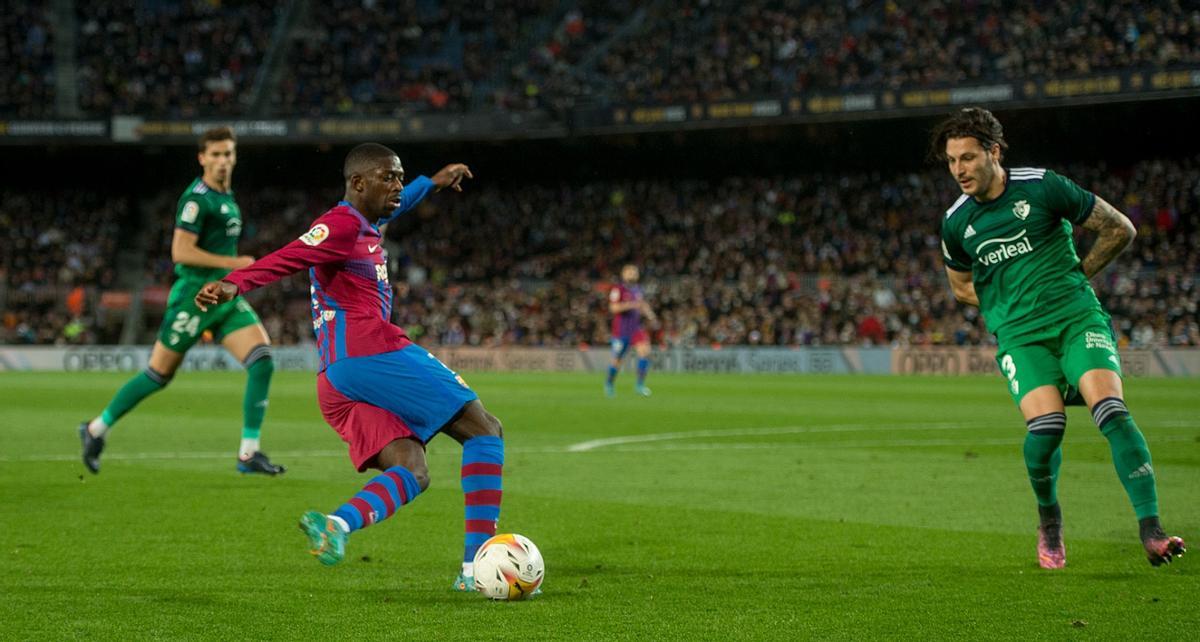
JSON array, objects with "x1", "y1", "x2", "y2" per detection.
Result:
[{"x1": 962, "y1": 166, "x2": 994, "y2": 197}]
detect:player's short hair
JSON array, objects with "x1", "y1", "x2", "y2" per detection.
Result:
[
  {"x1": 198, "y1": 126, "x2": 236, "y2": 152},
  {"x1": 928, "y1": 107, "x2": 1008, "y2": 162},
  {"x1": 343, "y1": 143, "x2": 399, "y2": 180}
]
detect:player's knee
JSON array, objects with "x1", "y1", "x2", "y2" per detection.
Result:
[
  {"x1": 243, "y1": 344, "x2": 274, "y2": 375},
  {"x1": 145, "y1": 366, "x2": 174, "y2": 389},
  {"x1": 409, "y1": 465, "x2": 431, "y2": 492},
  {"x1": 484, "y1": 412, "x2": 503, "y2": 438}
]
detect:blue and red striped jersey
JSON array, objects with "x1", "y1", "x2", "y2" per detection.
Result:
[
  {"x1": 610, "y1": 283, "x2": 643, "y2": 338},
  {"x1": 222, "y1": 177, "x2": 435, "y2": 371}
]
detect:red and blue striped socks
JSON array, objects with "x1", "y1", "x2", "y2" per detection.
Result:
[
  {"x1": 331, "y1": 465, "x2": 423, "y2": 533},
  {"x1": 461, "y1": 435, "x2": 504, "y2": 569},
  {"x1": 323, "y1": 438, "x2": 503, "y2": 571}
]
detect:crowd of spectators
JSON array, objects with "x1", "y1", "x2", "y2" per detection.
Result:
[
  {"x1": 4, "y1": 156, "x2": 1197, "y2": 349},
  {"x1": 276, "y1": 0, "x2": 568, "y2": 115},
  {"x1": 385, "y1": 159, "x2": 1197, "y2": 349},
  {"x1": 7, "y1": 1, "x2": 1198, "y2": 117},
  {"x1": 75, "y1": 0, "x2": 276, "y2": 117},
  {"x1": 593, "y1": 0, "x2": 1200, "y2": 105},
  {"x1": 0, "y1": 190, "x2": 125, "y2": 344},
  {"x1": 492, "y1": 1, "x2": 637, "y2": 112},
  {"x1": 119, "y1": 156, "x2": 1200, "y2": 350},
  {"x1": 1, "y1": 3, "x2": 55, "y2": 117}
]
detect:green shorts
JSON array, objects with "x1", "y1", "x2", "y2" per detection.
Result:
[
  {"x1": 994, "y1": 307, "x2": 1122, "y2": 406},
  {"x1": 156, "y1": 279, "x2": 262, "y2": 353}
]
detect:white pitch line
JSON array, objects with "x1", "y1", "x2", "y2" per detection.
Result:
[
  {"x1": 592, "y1": 434, "x2": 1200, "y2": 453},
  {"x1": 565, "y1": 422, "x2": 993, "y2": 452},
  {"x1": 566, "y1": 419, "x2": 1198, "y2": 453}
]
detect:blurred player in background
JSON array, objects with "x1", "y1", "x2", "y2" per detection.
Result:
[
  {"x1": 934, "y1": 107, "x2": 1185, "y2": 568},
  {"x1": 605, "y1": 263, "x2": 656, "y2": 397},
  {"x1": 79, "y1": 126, "x2": 284, "y2": 475},
  {"x1": 196, "y1": 143, "x2": 506, "y2": 593}
]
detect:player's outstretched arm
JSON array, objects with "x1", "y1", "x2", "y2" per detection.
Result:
[
  {"x1": 376, "y1": 164, "x2": 472, "y2": 227},
  {"x1": 945, "y1": 266, "x2": 979, "y2": 306},
  {"x1": 1079, "y1": 196, "x2": 1136, "y2": 278},
  {"x1": 198, "y1": 215, "x2": 358, "y2": 303}
]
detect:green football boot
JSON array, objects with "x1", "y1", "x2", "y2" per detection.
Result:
[
  {"x1": 299, "y1": 510, "x2": 346, "y2": 566},
  {"x1": 452, "y1": 573, "x2": 475, "y2": 592}
]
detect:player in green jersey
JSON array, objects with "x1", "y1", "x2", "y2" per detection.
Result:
[
  {"x1": 79, "y1": 126, "x2": 284, "y2": 476},
  {"x1": 933, "y1": 108, "x2": 1185, "y2": 568}
]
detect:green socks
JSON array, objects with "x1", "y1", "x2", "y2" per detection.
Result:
[
  {"x1": 1024, "y1": 413, "x2": 1066, "y2": 507},
  {"x1": 241, "y1": 345, "x2": 274, "y2": 446},
  {"x1": 1024, "y1": 399, "x2": 1160, "y2": 522},
  {"x1": 1092, "y1": 397, "x2": 1158, "y2": 520},
  {"x1": 95, "y1": 368, "x2": 171, "y2": 433}
]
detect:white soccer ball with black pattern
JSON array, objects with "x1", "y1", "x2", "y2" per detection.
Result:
[{"x1": 472, "y1": 533, "x2": 544, "y2": 600}]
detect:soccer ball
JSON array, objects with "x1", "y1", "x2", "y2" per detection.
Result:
[{"x1": 472, "y1": 533, "x2": 544, "y2": 600}]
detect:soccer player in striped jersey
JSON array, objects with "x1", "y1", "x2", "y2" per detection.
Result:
[
  {"x1": 605, "y1": 264, "x2": 656, "y2": 397},
  {"x1": 78, "y1": 126, "x2": 284, "y2": 475},
  {"x1": 196, "y1": 143, "x2": 506, "y2": 592},
  {"x1": 934, "y1": 107, "x2": 1185, "y2": 568}
]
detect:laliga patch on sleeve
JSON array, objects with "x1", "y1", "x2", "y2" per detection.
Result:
[
  {"x1": 609, "y1": 288, "x2": 621, "y2": 302},
  {"x1": 181, "y1": 201, "x2": 200, "y2": 223},
  {"x1": 299, "y1": 223, "x2": 330, "y2": 246}
]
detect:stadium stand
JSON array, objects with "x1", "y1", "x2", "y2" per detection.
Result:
[
  {"x1": 0, "y1": 190, "x2": 126, "y2": 344},
  {"x1": 7, "y1": 1, "x2": 1195, "y2": 117},
  {"x1": 1, "y1": 3, "x2": 55, "y2": 117},
  {"x1": 74, "y1": 0, "x2": 276, "y2": 117},
  {"x1": 276, "y1": 0, "x2": 574, "y2": 115},
  {"x1": 3, "y1": 3, "x2": 1197, "y2": 350},
  {"x1": 592, "y1": 0, "x2": 1200, "y2": 105},
  {"x1": 4, "y1": 156, "x2": 1195, "y2": 348}
]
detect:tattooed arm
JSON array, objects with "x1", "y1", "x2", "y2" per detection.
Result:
[{"x1": 1079, "y1": 196, "x2": 1137, "y2": 278}]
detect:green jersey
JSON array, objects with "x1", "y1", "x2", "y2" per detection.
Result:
[
  {"x1": 940, "y1": 167, "x2": 1100, "y2": 344},
  {"x1": 174, "y1": 177, "x2": 242, "y2": 282}
]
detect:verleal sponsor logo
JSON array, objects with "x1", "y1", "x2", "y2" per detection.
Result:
[{"x1": 977, "y1": 229, "x2": 1033, "y2": 266}]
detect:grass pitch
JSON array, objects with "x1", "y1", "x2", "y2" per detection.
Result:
[{"x1": 1, "y1": 371, "x2": 1197, "y2": 640}]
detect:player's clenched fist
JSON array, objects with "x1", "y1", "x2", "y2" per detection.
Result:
[{"x1": 195, "y1": 280, "x2": 238, "y2": 311}]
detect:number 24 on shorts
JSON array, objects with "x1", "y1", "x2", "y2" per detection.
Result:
[{"x1": 172, "y1": 311, "x2": 201, "y2": 337}]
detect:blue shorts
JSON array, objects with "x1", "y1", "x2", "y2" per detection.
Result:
[{"x1": 323, "y1": 345, "x2": 479, "y2": 444}]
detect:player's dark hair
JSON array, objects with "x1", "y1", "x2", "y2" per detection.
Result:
[
  {"x1": 928, "y1": 107, "x2": 1008, "y2": 162},
  {"x1": 198, "y1": 126, "x2": 236, "y2": 152},
  {"x1": 344, "y1": 143, "x2": 399, "y2": 180}
]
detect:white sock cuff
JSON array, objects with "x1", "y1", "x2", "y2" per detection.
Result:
[
  {"x1": 329, "y1": 514, "x2": 350, "y2": 534},
  {"x1": 88, "y1": 418, "x2": 110, "y2": 437},
  {"x1": 238, "y1": 438, "x2": 261, "y2": 459}
]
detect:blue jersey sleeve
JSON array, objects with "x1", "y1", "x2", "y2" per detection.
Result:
[{"x1": 377, "y1": 175, "x2": 435, "y2": 226}]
